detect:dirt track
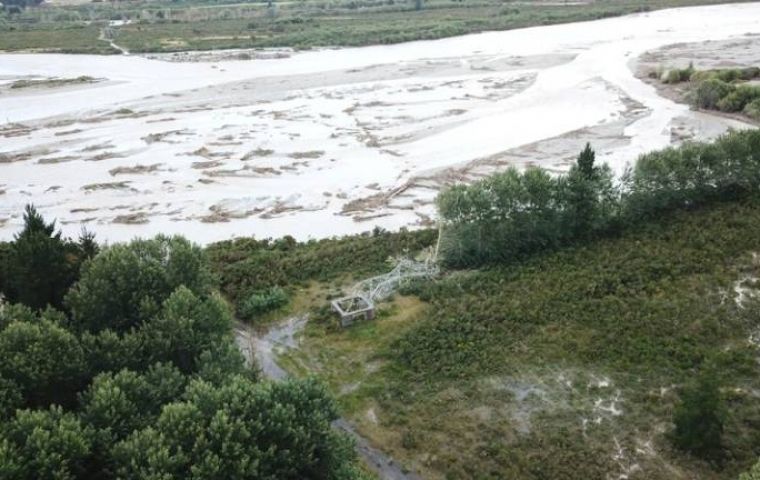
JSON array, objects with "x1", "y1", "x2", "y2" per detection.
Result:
[{"x1": 235, "y1": 318, "x2": 421, "y2": 479}]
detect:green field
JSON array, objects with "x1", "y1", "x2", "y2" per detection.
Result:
[{"x1": 0, "y1": 0, "x2": 757, "y2": 53}]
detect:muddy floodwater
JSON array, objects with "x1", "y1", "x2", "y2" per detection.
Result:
[{"x1": 1, "y1": 3, "x2": 759, "y2": 243}]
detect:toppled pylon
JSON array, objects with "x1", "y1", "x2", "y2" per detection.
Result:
[{"x1": 331, "y1": 258, "x2": 438, "y2": 327}]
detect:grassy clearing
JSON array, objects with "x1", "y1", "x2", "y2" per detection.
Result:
[
  {"x1": 279, "y1": 294, "x2": 428, "y2": 411},
  {"x1": 206, "y1": 228, "x2": 436, "y2": 324},
  {"x1": 0, "y1": 23, "x2": 116, "y2": 53},
  {"x1": 1, "y1": 0, "x2": 757, "y2": 53},
  {"x1": 260, "y1": 198, "x2": 760, "y2": 479}
]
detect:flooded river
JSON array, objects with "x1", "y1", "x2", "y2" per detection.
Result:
[{"x1": 1, "y1": 2, "x2": 759, "y2": 242}]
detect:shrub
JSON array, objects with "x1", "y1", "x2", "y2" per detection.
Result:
[
  {"x1": 713, "y1": 68, "x2": 743, "y2": 83},
  {"x1": 740, "y1": 66, "x2": 760, "y2": 80},
  {"x1": 690, "y1": 68, "x2": 755, "y2": 84},
  {"x1": 744, "y1": 98, "x2": 760, "y2": 120},
  {"x1": 662, "y1": 63, "x2": 693, "y2": 84},
  {"x1": 239, "y1": 287, "x2": 289, "y2": 320},
  {"x1": 740, "y1": 459, "x2": 760, "y2": 480},
  {"x1": 688, "y1": 69, "x2": 713, "y2": 83},
  {"x1": 663, "y1": 68, "x2": 682, "y2": 84},
  {"x1": 206, "y1": 229, "x2": 435, "y2": 307},
  {"x1": 671, "y1": 368, "x2": 725, "y2": 463},
  {"x1": 692, "y1": 78, "x2": 734, "y2": 109},
  {"x1": 716, "y1": 84, "x2": 760, "y2": 112}
]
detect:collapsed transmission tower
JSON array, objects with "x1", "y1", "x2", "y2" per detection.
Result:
[{"x1": 331, "y1": 256, "x2": 439, "y2": 327}]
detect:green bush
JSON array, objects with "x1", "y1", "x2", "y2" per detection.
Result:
[
  {"x1": 664, "y1": 68, "x2": 682, "y2": 84},
  {"x1": 692, "y1": 78, "x2": 734, "y2": 109},
  {"x1": 713, "y1": 68, "x2": 744, "y2": 83},
  {"x1": 671, "y1": 369, "x2": 725, "y2": 463},
  {"x1": 739, "y1": 459, "x2": 760, "y2": 480},
  {"x1": 744, "y1": 98, "x2": 760, "y2": 120},
  {"x1": 662, "y1": 63, "x2": 694, "y2": 84},
  {"x1": 688, "y1": 69, "x2": 713, "y2": 83},
  {"x1": 239, "y1": 286, "x2": 289, "y2": 320},
  {"x1": 717, "y1": 84, "x2": 760, "y2": 112},
  {"x1": 739, "y1": 67, "x2": 760, "y2": 80}
]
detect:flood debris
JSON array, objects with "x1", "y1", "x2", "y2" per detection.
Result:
[
  {"x1": 81, "y1": 181, "x2": 133, "y2": 191},
  {"x1": 109, "y1": 163, "x2": 162, "y2": 176},
  {"x1": 112, "y1": 212, "x2": 149, "y2": 224}
]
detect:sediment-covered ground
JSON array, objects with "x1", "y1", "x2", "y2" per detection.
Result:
[
  {"x1": 635, "y1": 34, "x2": 760, "y2": 129},
  {"x1": 1, "y1": 2, "x2": 759, "y2": 243}
]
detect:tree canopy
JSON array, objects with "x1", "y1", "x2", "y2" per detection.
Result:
[
  {"x1": 1, "y1": 205, "x2": 94, "y2": 311},
  {"x1": 437, "y1": 129, "x2": 760, "y2": 267},
  {"x1": 0, "y1": 214, "x2": 362, "y2": 479}
]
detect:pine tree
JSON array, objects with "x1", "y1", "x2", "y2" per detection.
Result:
[
  {"x1": 78, "y1": 227, "x2": 99, "y2": 260},
  {"x1": 6, "y1": 205, "x2": 73, "y2": 310},
  {"x1": 577, "y1": 142, "x2": 596, "y2": 179},
  {"x1": 565, "y1": 143, "x2": 599, "y2": 239}
]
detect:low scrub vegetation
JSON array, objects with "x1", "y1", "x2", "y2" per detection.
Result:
[
  {"x1": 275, "y1": 196, "x2": 760, "y2": 478},
  {"x1": 656, "y1": 65, "x2": 760, "y2": 120},
  {"x1": 238, "y1": 286, "x2": 289, "y2": 321}
]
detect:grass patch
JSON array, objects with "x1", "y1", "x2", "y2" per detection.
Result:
[{"x1": 0, "y1": 23, "x2": 116, "y2": 54}]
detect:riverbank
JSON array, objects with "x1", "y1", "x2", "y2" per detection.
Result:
[
  {"x1": 1, "y1": 0, "x2": 758, "y2": 54},
  {"x1": 2, "y1": 2, "x2": 759, "y2": 244},
  {"x1": 634, "y1": 34, "x2": 760, "y2": 129}
]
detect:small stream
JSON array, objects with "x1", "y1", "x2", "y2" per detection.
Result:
[{"x1": 234, "y1": 317, "x2": 420, "y2": 480}]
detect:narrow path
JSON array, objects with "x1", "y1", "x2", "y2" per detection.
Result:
[
  {"x1": 234, "y1": 318, "x2": 420, "y2": 480},
  {"x1": 98, "y1": 26, "x2": 130, "y2": 55}
]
